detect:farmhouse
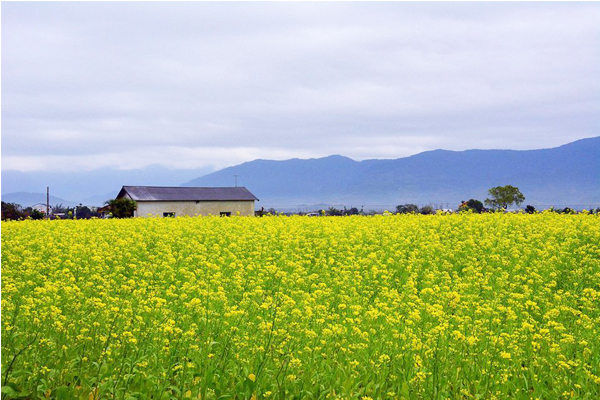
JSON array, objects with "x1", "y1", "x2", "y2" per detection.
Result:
[{"x1": 116, "y1": 186, "x2": 259, "y2": 217}]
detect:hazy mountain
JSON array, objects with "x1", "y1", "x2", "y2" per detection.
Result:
[
  {"x1": 1, "y1": 165, "x2": 212, "y2": 206},
  {"x1": 183, "y1": 136, "x2": 600, "y2": 210},
  {"x1": 81, "y1": 191, "x2": 121, "y2": 207},
  {"x1": 4, "y1": 137, "x2": 598, "y2": 210},
  {"x1": 1, "y1": 192, "x2": 77, "y2": 208}
]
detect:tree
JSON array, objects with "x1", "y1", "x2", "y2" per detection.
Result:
[
  {"x1": 346, "y1": 207, "x2": 359, "y2": 216},
  {"x1": 484, "y1": 185, "x2": 525, "y2": 210},
  {"x1": 53, "y1": 203, "x2": 69, "y2": 214},
  {"x1": 459, "y1": 199, "x2": 485, "y2": 213},
  {"x1": 420, "y1": 205, "x2": 434, "y2": 215},
  {"x1": 524, "y1": 205, "x2": 536, "y2": 214},
  {"x1": 327, "y1": 207, "x2": 343, "y2": 216},
  {"x1": 1, "y1": 202, "x2": 25, "y2": 220},
  {"x1": 105, "y1": 198, "x2": 137, "y2": 218},
  {"x1": 396, "y1": 204, "x2": 419, "y2": 214},
  {"x1": 29, "y1": 209, "x2": 45, "y2": 220},
  {"x1": 75, "y1": 205, "x2": 97, "y2": 219}
]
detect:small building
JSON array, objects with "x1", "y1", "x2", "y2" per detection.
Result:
[
  {"x1": 32, "y1": 203, "x2": 52, "y2": 215},
  {"x1": 116, "y1": 186, "x2": 259, "y2": 217}
]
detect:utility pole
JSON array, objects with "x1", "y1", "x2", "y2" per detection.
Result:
[
  {"x1": 234, "y1": 175, "x2": 238, "y2": 187},
  {"x1": 46, "y1": 187, "x2": 50, "y2": 219}
]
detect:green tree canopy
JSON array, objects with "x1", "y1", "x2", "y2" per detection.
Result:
[
  {"x1": 105, "y1": 198, "x2": 137, "y2": 218},
  {"x1": 29, "y1": 209, "x2": 45, "y2": 220},
  {"x1": 420, "y1": 205, "x2": 435, "y2": 215},
  {"x1": 484, "y1": 185, "x2": 525, "y2": 210},
  {"x1": 396, "y1": 204, "x2": 419, "y2": 214},
  {"x1": 459, "y1": 199, "x2": 485, "y2": 213},
  {"x1": 1, "y1": 202, "x2": 25, "y2": 220}
]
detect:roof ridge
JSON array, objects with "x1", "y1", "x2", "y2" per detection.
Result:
[
  {"x1": 118, "y1": 186, "x2": 259, "y2": 201},
  {"x1": 123, "y1": 185, "x2": 246, "y2": 189}
]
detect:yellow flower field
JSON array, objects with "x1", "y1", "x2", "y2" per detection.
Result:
[{"x1": 2, "y1": 213, "x2": 600, "y2": 399}]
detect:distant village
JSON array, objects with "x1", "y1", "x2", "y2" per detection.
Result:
[{"x1": 2, "y1": 184, "x2": 599, "y2": 221}]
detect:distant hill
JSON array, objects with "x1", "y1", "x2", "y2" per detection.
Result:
[
  {"x1": 1, "y1": 192, "x2": 77, "y2": 208},
  {"x1": 1, "y1": 165, "x2": 211, "y2": 206},
  {"x1": 183, "y1": 136, "x2": 600, "y2": 210},
  {"x1": 80, "y1": 192, "x2": 120, "y2": 207}
]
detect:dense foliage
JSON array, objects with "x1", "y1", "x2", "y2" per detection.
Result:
[
  {"x1": 458, "y1": 199, "x2": 485, "y2": 213},
  {"x1": 485, "y1": 186, "x2": 526, "y2": 210},
  {"x1": 2, "y1": 213, "x2": 600, "y2": 399},
  {"x1": 1, "y1": 202, "x2": 26, "y2": 221},
  {"x1": 105, "y1": 198, "x2": 137, "y2": 218}
]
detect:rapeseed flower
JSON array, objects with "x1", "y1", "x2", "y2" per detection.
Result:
[{"x1": 1, "y1": 213, "x2": 599, "y2": 398}]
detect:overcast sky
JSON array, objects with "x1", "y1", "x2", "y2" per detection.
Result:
[{"x1": 2, "y1": 2, "x2": 599, "y2": 172}]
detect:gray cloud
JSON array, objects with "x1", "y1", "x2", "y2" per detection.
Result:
[{"x1": 2, "y1": 2, "x2": 599, "y2": 171}]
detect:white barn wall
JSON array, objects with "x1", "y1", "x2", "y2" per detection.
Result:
[{"x1": 135, "y1": 200, "x2": 255, "y2": 217}]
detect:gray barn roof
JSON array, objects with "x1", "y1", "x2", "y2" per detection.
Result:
[{"x1": 117, "y1": 186, "x2": 259, "y2": 202}]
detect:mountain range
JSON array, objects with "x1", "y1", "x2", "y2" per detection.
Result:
[
  {"x1": 3, "y1": 136, "x2": 599, "y2": 210},
  {"x1": 183, "y1": 136, "x2": 600, "y2": 210}
]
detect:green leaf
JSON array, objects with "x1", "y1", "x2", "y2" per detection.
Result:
[
  {"x1": 55, "y1": 386, "x2": 71, "y2": 400},
  {"x1": 401, "y1": 382, "x2": 410, "y2": 399},
  {"x1": 1, "y1": 386, "x2": 19, "y2": 398}
]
